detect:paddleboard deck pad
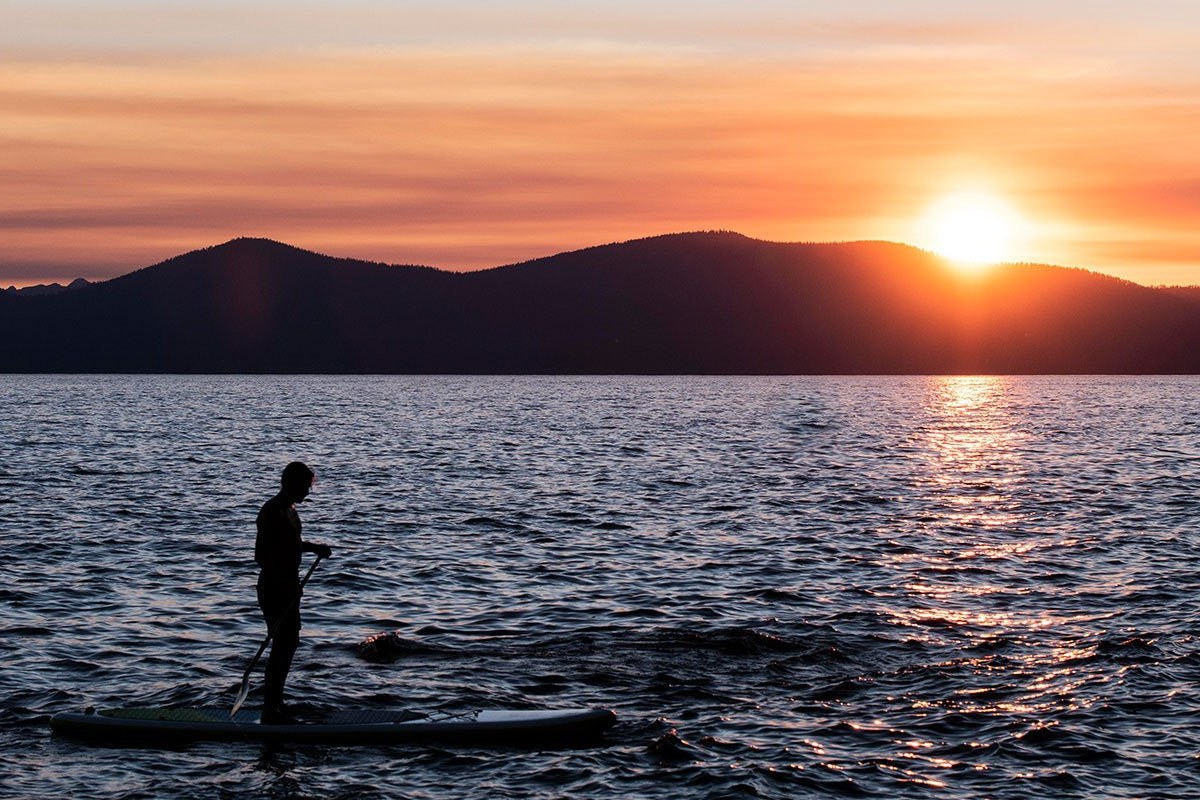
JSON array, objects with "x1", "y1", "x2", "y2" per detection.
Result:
[{"x1": 50, "y1": 706, "x2": 616, "y2": 745}]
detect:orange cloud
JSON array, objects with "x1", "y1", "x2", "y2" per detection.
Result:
[{"x1": 2, "y1": 45, "x2": 1198, "y2": 285}]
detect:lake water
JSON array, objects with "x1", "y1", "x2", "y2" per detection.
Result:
[{"x1": 1, "y1": 375, "x2": 1198, "y2": 799}]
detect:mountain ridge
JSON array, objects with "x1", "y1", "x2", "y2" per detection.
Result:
[
  {"x1": 2, "y1": 277, "x2": 93, "y2": 297},
  {"x1": 2, "y1": 232, "x2": 1197, "y2": 373}
]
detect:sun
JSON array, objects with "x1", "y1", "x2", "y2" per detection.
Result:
[{"x1": 917, "y1": 191, "x2": 1025, "y2": 268}]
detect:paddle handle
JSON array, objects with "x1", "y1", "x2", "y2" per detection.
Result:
[{"x1": 231, "y1": 554, "x2": 323, "y2": 717}]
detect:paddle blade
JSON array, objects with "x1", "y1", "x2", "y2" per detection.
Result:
[{"x1": 231, "y1": 677, "x2": 251, "y2": 718}]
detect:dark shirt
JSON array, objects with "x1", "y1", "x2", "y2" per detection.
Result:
[{"x1": 256, "y1": 494, "x2": 302, "y2": 590}]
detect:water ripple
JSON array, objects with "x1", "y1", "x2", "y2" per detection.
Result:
[{"x1": 1, "y1": 375, "x2": 1198, "y2": 798}]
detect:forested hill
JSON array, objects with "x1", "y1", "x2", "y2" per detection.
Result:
[{"x1": 2, "y1": 233, "x2": 1197, "y2": 373}]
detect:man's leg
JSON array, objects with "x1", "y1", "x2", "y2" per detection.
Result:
[
  {"x1": 258, "y1": 584, "x2": 302, "y2": 723},
  {"x1": 263, "y1": 623, "x2": 299, "y2": 713}
]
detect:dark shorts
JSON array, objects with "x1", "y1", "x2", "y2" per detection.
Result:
[{"x1": 257, "y1": 577, "x2": 302, "y2": 635}]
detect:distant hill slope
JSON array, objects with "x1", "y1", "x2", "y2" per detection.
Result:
[
  {"x1": 2, "y1": 278, "x2": 92, "y2": 297},
  {"x1": 1, "y1": 233, "x2": 1197, "y2": 373},
  {"x1": 1163, "y1": 286, "x2": 1200, "y2": 305}
]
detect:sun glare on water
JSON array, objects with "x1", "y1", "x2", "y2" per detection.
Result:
[{"x1": 917, "y1": 191, "x2": 1026, "y2": 269}]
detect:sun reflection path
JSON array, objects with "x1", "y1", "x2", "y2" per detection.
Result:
[
  {"x1": 854, "y1": 376, "x2": 1136, "y2": 743},
  {"x1": 916, "y1": 377, "x2": 1028, "y2": 518},
  {"x1": 888, "y1": 376, "x2": 1032, "y2": 557}
]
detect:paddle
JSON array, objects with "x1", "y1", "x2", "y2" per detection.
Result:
[{"x1": 231, "y1": 554, "x2": 324, "y2": 718}]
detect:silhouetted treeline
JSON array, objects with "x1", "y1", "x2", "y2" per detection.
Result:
[{"x1": 1, "y1": 234, "x2": 1197, "y2": 373}]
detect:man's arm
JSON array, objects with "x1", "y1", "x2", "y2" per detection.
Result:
[{"x1": 301, "y1": 540, "x2": 333, "y2": 559}]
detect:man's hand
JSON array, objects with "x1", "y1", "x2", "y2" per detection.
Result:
[{"x1": 313, "y1": 543, "x2": 333, "y2": 559}]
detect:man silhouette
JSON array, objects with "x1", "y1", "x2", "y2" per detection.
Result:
[{"x1": 255, "y1": 461, "x2": 332, "y2": 724}]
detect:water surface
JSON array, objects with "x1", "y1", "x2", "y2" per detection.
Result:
[{"x1": 1, "y1": 376, "x2": 1198, "y2": 798}]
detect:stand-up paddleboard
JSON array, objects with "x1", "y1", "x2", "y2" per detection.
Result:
[{"x1": 50, "y1": 706, "x2": 616, "y2": 745}]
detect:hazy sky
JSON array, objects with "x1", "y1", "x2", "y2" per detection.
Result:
[{"x1": 3, "y1": 1, "x2": 1199, "y2": 285}]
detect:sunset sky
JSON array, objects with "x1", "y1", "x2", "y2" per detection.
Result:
[{"x1": 3, "y1": 1, "x2": 1199, "y2": 286}]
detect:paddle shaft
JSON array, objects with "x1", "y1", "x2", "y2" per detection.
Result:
[{"x1": 232, "y1": 554, "x2": 323, "y2": 716}]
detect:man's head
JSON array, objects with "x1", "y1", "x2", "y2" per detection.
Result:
[{"x1": 281, "y1": 461, "x2": 315, "y2": 503}]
